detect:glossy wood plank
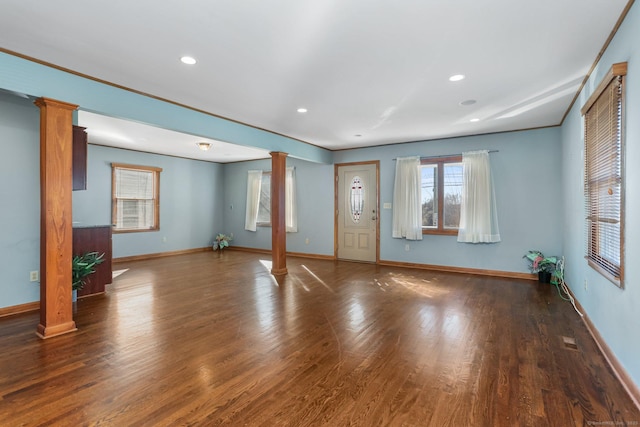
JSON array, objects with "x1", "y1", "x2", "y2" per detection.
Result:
[
  {"x1": 379, "y1": 259, "x2": 537, "y2": 281},
  {"x1": 0, "y1": 252, "x2": 638, "y2": 425},
  {"x1": 113, "y1": 246, "x2": 211, "y2": 263}
]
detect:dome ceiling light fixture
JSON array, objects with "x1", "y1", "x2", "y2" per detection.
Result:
[
  {"x1": 196, "y1": 142, "x2": 212, "y2": 151},
  {"x1": 180, "y1": 56, "x2": 197, "y2": 65}
]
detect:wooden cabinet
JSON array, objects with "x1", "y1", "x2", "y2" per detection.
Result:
[
  {"x1": 72, "y1": 125, "x2": 87, "y2": 191},
  {"x1": 73, "y1": 226, "x2": 112, "y2": 298}
]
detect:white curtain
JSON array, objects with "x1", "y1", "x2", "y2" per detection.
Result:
[
  {"x1": 457, "y1": 150, "x2": 501, "y2": 243},
  {"x1": 392, "y1": 156, "x2": 423, "y2": 240},
  {"x1": 285, "y1": 166, "x2": 297, "y2": 232},
  {"x1": 245, "y1": 170, "x2": 262, "y2": 231}
]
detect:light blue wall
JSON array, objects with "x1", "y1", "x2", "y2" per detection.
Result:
[
  {"x1": 223, "y1": 158, "x2": 272, "y2": 251},
  {"x1": 286, "y1": 157, "x2": 335, "y2": 255},
  {"x1": 561, "y1": 1, "x2": 640, "y2": 388},
  {"x1": 222, "y1": 157, "x2": 335, "y2": 255},
  {"x1": 73, "y1": 145, "x2": 223, "y2": 258},
  {"x1": 225, "y1": 128, "x2": 564, "y2": 273},
  {"x1": 334, "y1": 128, "x2": 563, "y2": 273},
  {"x1": 0, "y1": 92, "x2": 40, "y2": 307}
]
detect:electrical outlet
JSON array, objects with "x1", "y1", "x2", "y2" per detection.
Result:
[
  {"x1": 405, "y1": 244, "x2": 410, "y2": 252},
  {"x1": 162, "y1": 236, "x2": 167, "y2": 243},
  {"x1": 305, "y1": 238, "x2": 310, "y2": 244},
  {"x1": 584, "y1": 279, "x2": 588, "y2": 290},
  {"x1": 30, "y1": 271, "x2": 39, "y2": 282}
]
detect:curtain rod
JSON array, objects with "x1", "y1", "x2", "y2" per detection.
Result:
[{"x1": 392, "y1": 150, "x2": 498, "y2": 161}]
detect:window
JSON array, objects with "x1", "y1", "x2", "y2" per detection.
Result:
[
  {"x1": 581, "y1": 62, "x2": 626, "y2": 287},
  {"x1": 421, "y1": 156, "x2": 462, "y2": 234},
  {"x1": 257, "y1": 172, "x2": 271, "y2": 225},
  {"x1": 112, "y1": 163, "x2": 162, "y2": 233},
  {"x1": 245, "y1": 168, "x2": 298, "y2": 232}
]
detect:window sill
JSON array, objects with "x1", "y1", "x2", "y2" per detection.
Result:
[
  {"x1": 422, "y1": 229, "x2": 458, "y2": 236},
  {"x1": 113, "y1": 227, "x2": 159, "y2": 234},
  {"x1": 586, "y1": 257, "x2": 623, "y2": 288}
]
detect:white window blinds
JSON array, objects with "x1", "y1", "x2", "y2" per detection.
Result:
[
  {"x1": 581, "y1": 62, "x2": 626, "y2": 286},
  {"x1": 112, "y1": 164, "x2": 161, "y2": 232}
]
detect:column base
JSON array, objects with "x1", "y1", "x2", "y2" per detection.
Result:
[
  {"x1": 36, "y1": 321, "x2": 77, "y2": 339},
  {"x1": 271, "y1": 267, "x2": 288, "y2": 276}
]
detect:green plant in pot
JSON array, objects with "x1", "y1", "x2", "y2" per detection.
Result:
[
  {"x1": 72, "y1": 251, "x2": 105, "y2": 291},
  {"x1": 523, "y1": 250, "x2": 558, "y2": 283},
  {"x1": 213, "y1": 233, "x2": 233, "y2": 251}
]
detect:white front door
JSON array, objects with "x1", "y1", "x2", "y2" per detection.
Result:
[{"x1": 336, "y1": 162, "x2": 378, "y2": 262}]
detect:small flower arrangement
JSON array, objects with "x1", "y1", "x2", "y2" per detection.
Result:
[
  {"x1": 523, "y1": 250, "x2": 558, "y2": 273},
  {"x1": 523, "y1": 250, "x2": 564, "y2": 284},
  {"x1": 213, "y1": 233, "x2": 233, "y2": 251}
]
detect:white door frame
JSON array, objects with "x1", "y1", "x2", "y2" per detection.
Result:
[{"x1": 334, "y1": 161, "x2": 380, "y2": 263}]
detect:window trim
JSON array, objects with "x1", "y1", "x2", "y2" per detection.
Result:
[
  {"x1": 581, "y1": 62, "x2": 626, "y2": 287},
  {"x1": 421, "y1": 155, "x2": 462, "y2": 235},
  {"x1": 111, "y1": 163, "x2": 162, "y2": 234}
]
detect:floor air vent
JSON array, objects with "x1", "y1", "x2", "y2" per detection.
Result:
[{"x1": 562, "y1": 336, "x2": 578, "y2": 350}]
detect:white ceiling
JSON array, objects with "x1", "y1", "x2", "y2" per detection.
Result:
[
  {"x1": 0, "y1": 0, "x2": 631, "y2": 162},
  {"x1": 77, "y1": 111, "x2": 271, "y2": 163}
]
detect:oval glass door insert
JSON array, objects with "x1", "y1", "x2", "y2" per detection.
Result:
[{"x1": 350, "y1": 176, "x2": 364, "y2": 223}]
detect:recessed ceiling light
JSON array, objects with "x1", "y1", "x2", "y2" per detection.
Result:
[
  {"x1": 180, "y1": 56, "x2": 197, "y2": 65},
  {"x1": 449, "y1": 74, "x2": 465, "y2": 82},
  {"x1": 354, "y1": 134, "x2": 362, "y2": 137},
  {"x1": 196, "y1": 142, "x2": 212, "y2": 151},
  {"x1": 297, "y1": 108, "x2": 308, "y2": 113},
  {"x1": 470, "y1": 118, "x2": 480, "y2": 122},
  {"x1": 460, "y1": 99, "x2": 477, "y2": 106}
]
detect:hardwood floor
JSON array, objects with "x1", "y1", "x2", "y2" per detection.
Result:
[{"x1": 0, "y1": 251, "x2": 638, "y2": 426}]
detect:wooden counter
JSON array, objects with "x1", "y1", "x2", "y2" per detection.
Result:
[{"x1": 73, "y1": 225, "x2": 112, "y2": 298}]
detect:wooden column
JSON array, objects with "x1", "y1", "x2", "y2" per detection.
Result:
[
  {"x1": 270, "y1": 151, "x2": 288, "y2": 276},
  {"x1": 35, "y1": 97, "x2": 78, "y2": 339}
]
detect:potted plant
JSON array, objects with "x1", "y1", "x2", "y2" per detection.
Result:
[
  {"x1": 213, "y1": 233, "x2": 233, "y2": 251},
  {"x1": 72, "y1": 251, "x2": 105, "y2": 300},
  {"x1": 523, "y1": 250, "x2": 558, "y2": 283}
]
